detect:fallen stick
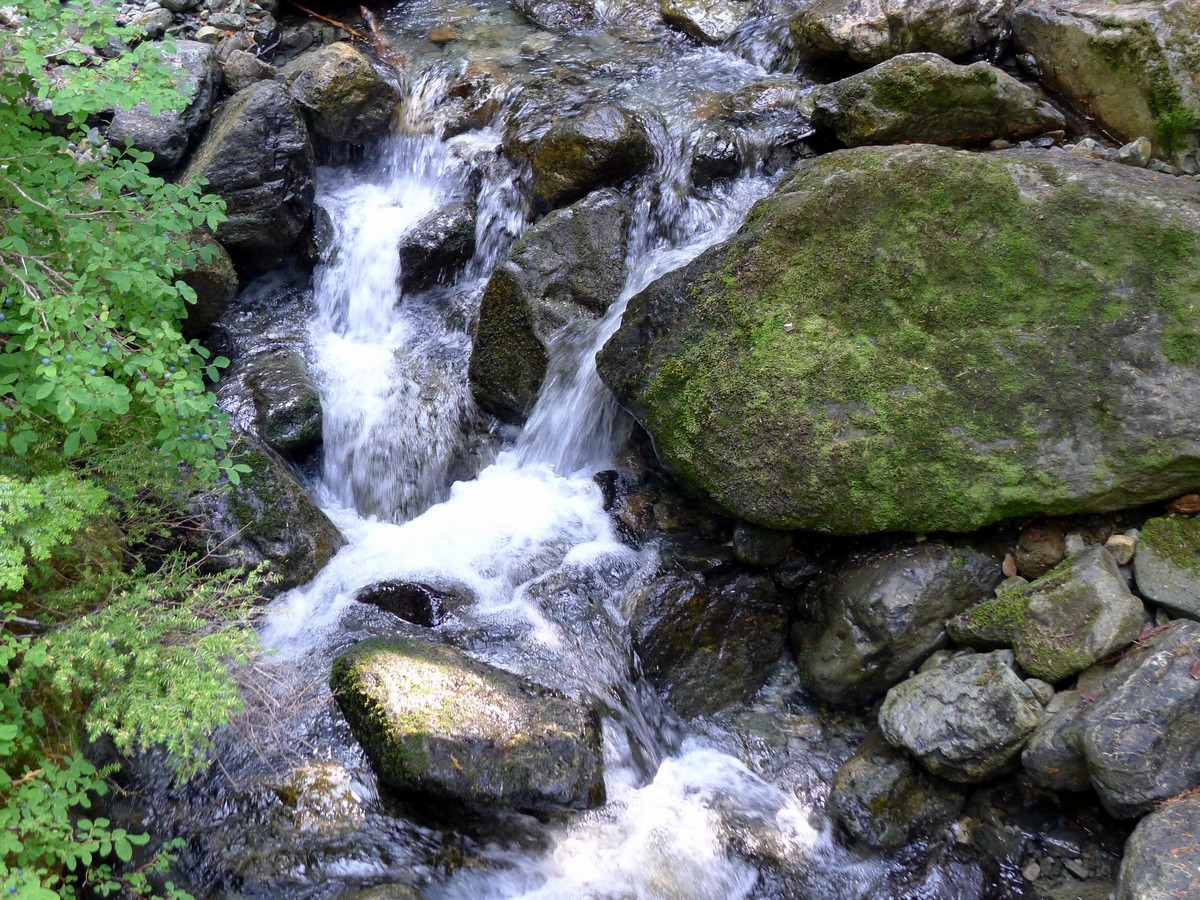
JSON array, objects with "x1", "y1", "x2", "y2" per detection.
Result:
[{"x1": 283, "y1": 0, "x2": 369, "y2": 43}]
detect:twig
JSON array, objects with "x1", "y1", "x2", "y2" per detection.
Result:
[
  {"x1": 359, "y1": 6, "x2": 403, "y2": 67},
  {"x1": 282, "y1": 0, "x2": 369, "y2": 43}
]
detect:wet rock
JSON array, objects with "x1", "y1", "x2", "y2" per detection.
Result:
[
  {"x1": 189, "y1": 440, "x2": 345, "y2": 594},
  {"x1": 398, "y1": 201, "x2": 476, "y2": 292},
  {"x1": 1013, "y1": 0, "x2": 1200, "y2": 162},
  {"x1": 879, "y1": 650, "x2": 1043, "y2": 782},
  {"x1": 222, "y1": 49, "x2": 277, "y2": 94},
  {"x1": 178, "y1": 230, "x2": 239, "y2": 339},
  {"x1": 630, "y1": 571, "x2": 788, "y2": 716},
  {"x1": 236, "y1": 349, "x2": 322, "y2": 458},
  {"x1": 1073, "y1": 620, "x2": 1200, "y2": 817},
  {"x1": 795, "y1": 542, "x2": 1000, "y2": 706},
  {"x1": 180, "y1": 80, "x2": 315, "y2": 276},
  {"x1": 1014, "y1": 547, "x2": 1147, "y2": 683},
  {"x1": 513, "y1": 0, "x2": 600, "y2": 33},
  {"x1": 106, "y1": 41, "x2": 219, "y2": 171},
  {"x1": 731, "y1": 522, "x2": 791, "y2": 566},
  {"x1": 791, "y1": 0, "x2": 1014, "y2": 66},
  {"x1": 598, "y1": 144, "x2": 1200, "y2": 535},
  {"x1": 690, "y1": 125, "x2": 742, "y2": 186},
  {"x1": 470, "y1": 188, "x2": 629, "y2": 423},
  {"x1": 660, "y1": 0, "x2": 751, "y2": 44},
  {"x1": 331, "y1": 636, "x2": 605, "y2": 809},
  {"x1": 354, "y1": 581, "x2": 473, "y2": 626},
  {"x1": 813, "y1": 54, "x2": 1064, "y2": 148},
  {"x1": 524, "y1": 104, "x2": 652, "y2": 212},
  {"x1": 830, "y1": 730, "x2": 966, "y2": 849},
  {"x1": 1022, "y1": 688, "x2": 1093, "y2": 791},
  {"x1": 1134, "y1": 515, "x2": 1200, "y2": 618},
  {"x1": 282, "y1": 43, "x2": 400, "y2": 145},
  {"x1": 435, "y1": 64, "x2": 510, "y2": 137},
  {"x1": 1116, "y1": 792, "x2": 1200, "y2": 899}
]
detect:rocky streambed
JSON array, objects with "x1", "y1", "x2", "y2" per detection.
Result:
[{"x1": 85, "y1": 0, "x2": 1200, "y2": 896}]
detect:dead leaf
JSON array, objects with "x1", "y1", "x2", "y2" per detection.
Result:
[{"x1": 1167, "y1": 494, "x2": 1200, "y2": 515}]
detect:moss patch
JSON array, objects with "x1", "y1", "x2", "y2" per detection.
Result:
[{"x1": 1141, "y1": 515, "x2": 1200, "y2": 572}]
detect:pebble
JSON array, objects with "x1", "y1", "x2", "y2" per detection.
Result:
[
  {"x1": 1024, "y1": 678, "x2": 1055, "y2": 705},
  {"x1": 1022, "y1": 860, "x2": 1042, "y2": 882},
  {"x1": 1104, "y1": 533, "x2": 1136, "y2": 565},
  {"x1": 1064, "y1": 533, "x2": 1087, "y2": 557}
]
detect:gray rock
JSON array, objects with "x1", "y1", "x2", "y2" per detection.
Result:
[
  {"x1": 281, "y1": 43, "x2": 400, "y2": 144},
  {"x1": 208, "y1": 11, "x2": 246, "y2": 29},
  {"x1": 1073, "y1": 620, "x2": 1200, "y2": 817},
  {"x1": 690, "y1": 126, "x2": 742, "y2": 186},
  {"x1": 1024, "y1": 678, "x2": 1054, "y2": 705},
  {"x1": 1117, "y1": 136, "x2": 1153, "y2": 168},
  {"x1": 796, "y1": 542, "x2": 1000, "y2": 706},
  {"x1": 107, "y1": 41, "x2": 219, "y2": 171},
  {"x1": 222, "y1": 49, "x2": 276, "y2": 94},
  {"x1": 162, "y1": 0, "x2": 201, "y2": 11},
  {"x1": 194, "y1": 25, "x2": 223, "y2": 45},
  {"x1": 523, "y1": 104, "x2": 652, "y2": 212},
  {"x1": 331, "y1": 636, "x2": 605, "y2": 809},
  {"x1": 1116, "y1": 792, "x2": 1200, "y2": 900},
  {"x1": 630, "y1": 571, "x2": 788, "y2": 716},
  {"x1": 132, "y1": 8, "x2": 174, "y2": 39},
  {"x1": 513, "y1": 0, "x2": 600, "y2": 33},
  {"x1": 237, "y1": 349, "x2": 322, "y2": 458},
  {"x1": 398, "y1": 201, "x2": 476, "y2": 292},
  {"x1": 1014, "y1": 547, "x2": 1147, "y2": 683},
  {"x1": 813, "y1": 54, "x2": 1064, "y2": 148},
  {"x1": 597, "y1": 144, "x2": 1200, "y2": 536},
  {"x1": 1021, "y1": 689, "x2": 1093, "y2": 792},
  {"x1": 879, "y1": 650, "x2": 1043, "y2": 782},
  {"x1": 178, "y1": 230, "x2": 238, "y2": 339},
  {"x1": 830, "y1": 730, "x2": 965, "y2": 849},
  {"x1": 1013, "y1": 0, "x2": 1200, "y2": 163},
  {"x1": 791, "y1": 0, "x2": 1014, "y2": 65},
  {"x1": 180, "y1": 80, "x2": 315, "y2": 276},
  {"x1": 1134, "y1": 515, "x2": 1200, "y2": 618},
  {"x1": 1016, "y1": 521, "x2": 1066, "y2": 577},
  {"x1": 470, "y1": 188, "x2": 629, "y2": 423},
  {"x1": 353, "y1": 580, "x2": 473, "y2": 627},
  {"x1": 660, "y1": 0, "x2": 750, "y2": 44}
]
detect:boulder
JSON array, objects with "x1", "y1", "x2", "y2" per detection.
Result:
[
  {"x1": 1021, "y1": 689, "x2": 1093, "y2": 792},
  {"x1": 180, "y1": 80, "x2": 316, "y2": 276},
  {"x1": 1116, "y1": 792, "x2": 1200, "y2": 900},
  {"x1": 598, "y1": 144, "x2": 1200, "y2": 535},
  {"x1": 791, "y1": 0, "x2": 1014, "y2": 66},
  {"x1": 281, "y1": 43, "x2": 400, "y2": 144},
  {"x1": 178, "y1": 230, "x2": 238, "y2": 339},
  {"x1": 398, "y1": 201, "x2": 476, "y2": 292},
  {"x1": 221, "y1": 49, "x2": 277, "y2": 94},
  {"x1": 239, "y1": 349, "x2": 323, "y2": 458},
  {"x1": 813, "y1": 54, "x2": 1064, "y2": 147},
  {"x1": 524, "y1": 105, "x2": 653, "y2": 212},
  {"x1": 830, "y1": 730, "x2": 966, "y2": 849},
  {"x1": 660, "y1": 0, "x2": 751, "y2": 44},
  {"x1": 470, "y1": 188, "x2": 629, "y2": 422},
  {"x1": 879, "y1": 650, "x2": 1043, "y2": 782},
  {"x1": 353, "y1": 580, "x2": 473, "y2": 626},
  {"x1": 1012, "y1": 0, "x2": 1200, "y2": 163},
  {"x1": 1134, "y1": 515, "x2": 1200, "y2": 618},
  {"x1": 1072, "y1": 620, "x2": 1200, "y2": 817},
  {"x1": 189, "y1": 441, "x2": 345, "y2": 594},
  {"x1": 795, "y1": 542, "x2": 1000, "y2": 706},
  {"x1": 629, "y1": 571, "x2": 788, "y2": 716},
  {"x1": 331, "y1": 636, "x2": 605, "y2": 809},
  {"x1": 107, "y1": 41, "x2": 220, "y2": 171}
]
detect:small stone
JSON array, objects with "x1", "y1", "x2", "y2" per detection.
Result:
[
  {"x1": 1104, "y1": 533, "x2": 1137, "y2": 565},
  {"x1": 1024, "y1": 678, "x2": 1054, "y2": 705},
  {"x1": 1063, "y1": 858, "x2": 1090, "y2": 879},
  {"x1": 133, "y1": 7, "x2": 174, "y2": 38},
  {"x1": 996, "y1": 574, "x2": 1029, "y2": 596},
  {"x1": 1021, "y1": 861, "x2": 1041, "y2": 882},
  {"x1": 208, "y1": 11, "x2": 246, "y2": 29},
  {"x1": 194, "y1": 25, "x2": 223, "y2": 43},
  {"x1": 732, "y1": 521, "x2": 792, "y2": 566},
  {"x1": 1016, "y1": 522, "x2": 1065, "y2": 578},
  {"x1": 1064, "y1": 533, "x2": 1087, "y2": 557},
  {"x1": 990, "y1": 139, "x2": 1013, "y2": 150},
  {"x1": 1116, "y1": 136, "x2": 1153, "y2": 168},
  {"x1": 429, "y1": 26, "x2": 461, "y2": 44}
]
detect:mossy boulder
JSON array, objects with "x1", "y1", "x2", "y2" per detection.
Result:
[
  {"x1": 791, "y1": 0, "x2": 1014, "y2": 66},
  {"x1": 794, "y1": 542, "x2": 1000, "y2": 706},
  {"x1": 1117, "y1": 792, "x2": 1200, "y2": 899},
  {"x1": 1012, "y1": 0, "x2": 1200, "y2": 163},
  {"x1": 470, "y1": 188, "x2": 629, "y2": 422},
  {"x1": 331, "y1": 636, "x2": 605, "y2": 810},
  {"x1": 598, "y1": 144, "x2": 1200, "y2": 535},
  {"x1": 813, "y1": 53, "x2": 1064, "y2": 147},
  {"x1": 281, "y1": 43, "x2": 400, "y2": 144},
  {"x1": 1134, "y1": 514, "x2": 1200, "y2": 617}
]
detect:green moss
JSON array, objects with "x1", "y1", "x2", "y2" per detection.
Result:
[
  {"x1": 630, "y1": 146, "x2": 1200, "y2": 533},
  {"x1": 1141, "y1": 515, "x2": 1200, "y2": 572},
  {"x1": 951, "y1": 592, "x2": 1030, "y2": 648}
]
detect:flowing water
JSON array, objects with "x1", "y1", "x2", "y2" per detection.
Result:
[{"x1": 132, "y1": 5, "x2": 938, "y2": 897}]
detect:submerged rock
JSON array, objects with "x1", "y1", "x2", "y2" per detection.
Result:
[
  {"x1": 331, "y1": 636, "x2": 605, "y2": 810},
  {"x1": 830, "y1": 730, "x2": 966, "y2": 849},
  {"x1": 791, "y1": 0, "x2": 1013, "y2": 66},
  {"x1": 795, "y1": 542, "x2": 999, "y2": 706},
  {"x1": 813, "y1": 54, "x2": 1064, "y2": 147},
  {"x1": 1134, "y1": 515, "x2": 1200, "y2": 618},
  {"x1": 598, "y1": 144, "x2": 1200, "y2": 535},
  {"x1": 353, "y1": 580, "x2": 473, "y2": 626},
  {"x1": 879, "y1": 650, "x2": 1043, "y2": 782},
  {"x1": 282, "y1": 43, "x2": 400, "y2": 145},
  {"x1": 470, "y1": 188, "x2": 629, "y2": 422},
  {"x1": 180, "y1": 80, "x2": 315, "y2": 276},
  {"x1": 1116, "y1": 792, "x2": 1200, "y2": 899}
]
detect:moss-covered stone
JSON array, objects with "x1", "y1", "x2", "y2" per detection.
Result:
[
  {"x1": 947, "y1": 589, "x2": 1030, "y2": 649},
  {"x1": 331, "y1": 636, "x2": 605, "y2": 810},
  {"x1": 281, "y1": 43, "x2": 400, "y2": 144},
  {"x1": 598, "y1": 144, "x2": 1200, "y2": 535},
  {"x1": 1134, "y1": 514, "x2": 1200, "y2": 617}
]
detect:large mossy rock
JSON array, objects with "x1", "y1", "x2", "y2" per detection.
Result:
[
  {"x1": 1116, "y1": 792, "x2": 1200, "y2": 899},
  {"x1": 331, "y1": 637, "x2": 605, "y2": 810},
  {"x1": 1012, "y1": 0, "x2": 1200, "y2": 162},
  {"x1": 791, "y1": 0, "x2": 1014, "y2": 66},
  {"x1": 1134, "y1": 514, "x2": 1200, "y2": 617},
  {"x1": 470, "y1": 188, "x2": 629, "y2": 422},
  {"x1": 813, "y1": 54, "x2": 1064, "y2": 147},
  {"x1": 180, "y1": 80, "x2": 315, "y2": 276},
  {"x1": 794, "y1": 542, "x2": 999, "y2": 706},
  {"x1": 878, "y1": 650, "x2": 1043, "y2": 782},
  {"x1": 598, "y1": 144, "x2": 1200, "y2": 535},
  {"x1": 281, "y1": 42, "x2": 400, "y2": 144}
]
